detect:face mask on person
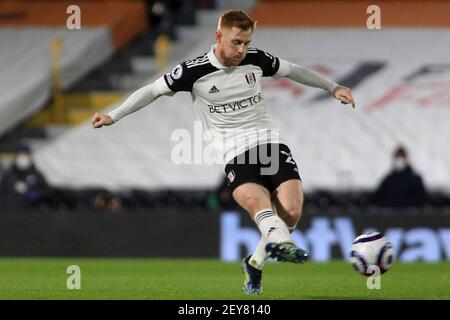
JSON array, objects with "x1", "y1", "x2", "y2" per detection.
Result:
[
  {"x1": 15, "y1": 154, "x2": 32, "y2": 170},
  {"x1": 393, "y1": 157, "x2": 407, "y2": 171}
]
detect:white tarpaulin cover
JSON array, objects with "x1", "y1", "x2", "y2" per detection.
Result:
[
  {"x1": 34, "y1": 28, "x2": 450, "y2": 192},
  {"x1": 0, "y1": 27, "x2": 113, "y2": 136}
]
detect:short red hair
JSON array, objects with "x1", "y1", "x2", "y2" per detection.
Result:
[{"x1": 218, "y1": 10, "x2": 256, "y2": 31}]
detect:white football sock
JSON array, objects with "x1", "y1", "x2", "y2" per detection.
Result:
[
  {"x1": 253, "y1": 208, "x2": 292, "y2": 245},
  {"x1": 249, "y1": 236, "x2": 268, "y2": 270},
  {"x1": 249, "y1": 202, "x2": 284, "y2": 270}
]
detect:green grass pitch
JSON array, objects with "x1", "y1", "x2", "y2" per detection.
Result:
[{"x1": 0, "y1": 258, "x2": 448, "y2": 299}]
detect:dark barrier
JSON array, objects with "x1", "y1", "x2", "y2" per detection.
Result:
[
  {"x1": 0, "y1": 208, "x2": 449, "y2": 261},
  {"x1": 0, "y1": 210, "x2": 219, "y2": 257}
]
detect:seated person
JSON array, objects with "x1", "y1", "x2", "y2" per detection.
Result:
[
  {"x1": 0, "y1": 145, "x2": 52, "y2": 209},
  {"x1": 373, "y1": 146, "x2": 427, "y2": 207}
]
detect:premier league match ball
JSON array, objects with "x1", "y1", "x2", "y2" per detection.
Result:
[{"x1": 350, "y1": 231, "x2": 395, "y2": 276}]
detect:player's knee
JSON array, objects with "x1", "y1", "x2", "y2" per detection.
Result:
[
  {"x1": 233, "y1": 185, "x2": 271, "y2": 215},
  {"x1": 245, "y1": 197, "x2": 261, "y2": 213},
  {"x1": 241, "y1": 195, "x2": 270, "y2": 215}
]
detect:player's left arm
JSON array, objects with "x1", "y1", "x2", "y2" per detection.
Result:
[
  {"x1": 257, "y1": 49, "x2": 356, "y2": 108},
  {"x1": 277, "y1": 59, "x2": 355, "y2": 108}
]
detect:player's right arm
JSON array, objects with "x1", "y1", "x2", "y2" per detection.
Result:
[
  {"x1": 92, "y1": 59, "x2": 196, "y2": 129},
  {"x1": 91, "y1": 76, "x2": 174, "y2": 128},
  {"x1": 91, "y1": 113, "x2": 113, "y2": 128}
]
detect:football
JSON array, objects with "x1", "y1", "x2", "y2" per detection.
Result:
[{"x1": 350, "y1": 231, "x2": 395, "y2": 276}]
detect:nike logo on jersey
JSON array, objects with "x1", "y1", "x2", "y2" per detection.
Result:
[{"x1": 208, "y1": 85, "x2": 220, "y2": 94}]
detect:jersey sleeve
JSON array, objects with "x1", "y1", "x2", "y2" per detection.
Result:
[
  {"x1": 164, "y1": 62, "x2": 195, "y2": 92},
  {"x1": 256, "y1": 49, "x2": 280, "y2": 77}
]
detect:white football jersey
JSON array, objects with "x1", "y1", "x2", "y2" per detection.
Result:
[{"x1": 163, "y1": 45, "x2": 285, "y2": 164}]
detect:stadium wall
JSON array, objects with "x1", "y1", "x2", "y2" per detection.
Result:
[
  {"x1": 0, "y1": 0, "x2": 148, "y2": 49},
  {"x1": 0, "y1": 209, "x2": 449, "y2": 262},
  {"x1": 251, "y1": 0, "x2": 450, "y2": 27}
]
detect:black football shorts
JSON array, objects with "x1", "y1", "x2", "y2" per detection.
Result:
[{"x1": 224, "y1": 143, "x2": 301, "y2": 193}]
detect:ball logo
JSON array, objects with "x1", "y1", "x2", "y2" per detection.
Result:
[{"x1": 171, "y1": 64, "x2": 183, "y2": 80}]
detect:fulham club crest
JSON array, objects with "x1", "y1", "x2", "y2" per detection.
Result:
[{"x1": 245, "y1": 72, "x2": 256, "y2": 86}]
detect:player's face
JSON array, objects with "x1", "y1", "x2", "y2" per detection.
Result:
[{"x1": 216, "y1": 26, "x2": 253, "y2": 66}]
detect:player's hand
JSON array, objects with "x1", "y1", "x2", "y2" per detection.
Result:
[
  {"x1": 332, "y1": 86, "x2": 356, "y2": 109},
  {"x1": 91, "y1": 112, "x2": 113, "y2": 128}
]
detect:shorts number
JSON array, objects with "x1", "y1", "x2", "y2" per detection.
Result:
[{"x1": 280, "y1": 151, "x2": 296, "y2": 166}]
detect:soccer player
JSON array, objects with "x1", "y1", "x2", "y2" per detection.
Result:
[{"x1": 91, "y1": 10, "x2": 356, "y2": 295}]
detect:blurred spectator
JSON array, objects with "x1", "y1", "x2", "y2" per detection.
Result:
[
  {"x1": 373, "y1": 145, "x2": 427, "y2": 207},
  {"x1": 92, "y1": 191, "x2": 123, "y2": 213},
  {"x1": 146, "y1": 0, "x2": 184, "y2": 39},
  {"x1": 0, "y1": 145, "x2": 53, "y2": 209},
  {"x1": 207, "y1": 176, "x2": 238, "y2": 211}
]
